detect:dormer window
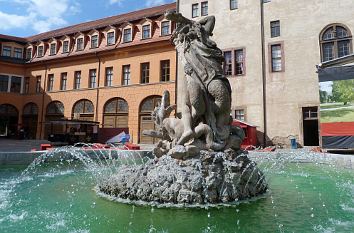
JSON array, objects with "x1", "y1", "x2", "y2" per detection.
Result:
[
  {"x1": 123, "y1": 28, "x2": 132, "y2": 43},
  {"x1": 37, "y1": 46, "x2": 44, "y2": 57},
  {"x1": 14, "y1": 48, "x2": 23, "y2": 59},
  {"x1": 91, "y1": 35, "x2": 98, "y2": 48},
  {"x1": 107, "y1": 32, "x2": 115, "y2": 45},
  {"x1": 142, "y1": 25, "x2": 151, "y2": 39},
  {"x1": 26, "y1": 48, "x2": 32, "y2": 59},
  {"x1": 77, "y1": 38, "x2": 84, "y2": 51},
  {"x1": 161, "y1": 21, "x2": 170, "y2": 36},
  {"x1": 50, "y1": 43, "x2": 56, "y2": 55},
  {"x1": 63, "y1": 41, "x2": 69, "y2": 53},
  {"x1": 2, "y1": 46, "x2": 11, "y2": 57}
]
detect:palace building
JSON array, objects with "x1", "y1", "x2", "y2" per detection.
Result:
[
  {"x1": 0, "y1": 3, "x2": 176, "y2": 144},
  {"x1": 178, "y1": 0, "x2": 354, "y2": 146}
]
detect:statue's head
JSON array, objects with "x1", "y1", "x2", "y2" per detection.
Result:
[{"x1": 165, "y1": 10, "x2": 179, "y2": 21}]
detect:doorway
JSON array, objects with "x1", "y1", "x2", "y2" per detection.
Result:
[{"x1": 302, "y1": 107, "x2": 319, "y2": 146}]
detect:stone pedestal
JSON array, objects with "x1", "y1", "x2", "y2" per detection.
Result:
[{"x1": 99, "y1": 150, "x2": 267, "y2": 205}]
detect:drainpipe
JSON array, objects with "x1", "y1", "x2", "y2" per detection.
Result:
[
  {"x1": 174, "y1": 0, "x2": 180, "y2": 116},
  {"x1": 39, "y1": 61, "x2": 48, "y2": 139},
  {"x1": 260, "y1": 0, "x2": 267, "y2": 147},
  {"x1": 95, "y1": 52, "x2": 101, "y2": 122}
]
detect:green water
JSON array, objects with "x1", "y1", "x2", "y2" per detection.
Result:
[{"x1": 0, "y1": 161, "x2": 353, "y2": 233}]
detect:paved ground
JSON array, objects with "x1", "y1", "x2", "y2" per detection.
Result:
[
  {"x1": 0, "y1": 139, "x2": 155, "y2": 152},
  {"x1": 0, "y1": 139, "x2": 51, "y2": 152}
]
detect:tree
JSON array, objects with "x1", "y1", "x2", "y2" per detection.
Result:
[
  {"x1": 331, "y1": 79, "x2": 354, "y2": 105},
  {"x1": 319, "y1": 90, "x2": 328, "y2": 103}
]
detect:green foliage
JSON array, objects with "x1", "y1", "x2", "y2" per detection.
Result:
[
  {"x1": 331, "y1": 79, "x2": 354, "y2": 105},
  {"x1": 319, "y1": 90, "x2": 328, "y2": 103}
]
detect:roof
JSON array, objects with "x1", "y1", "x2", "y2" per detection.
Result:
[
  {"x1": 318, "y1": 53, "x2": 354, "y2": 69},
  {"x1": 317, "y1": 53, "x2": 354, "y2": 82},
  {"x1": 1, "y1": 3, "x2": 176, "y2": 43},
  {"x1": 0, "y1": 34, "x2": 27, "y2": 44}
]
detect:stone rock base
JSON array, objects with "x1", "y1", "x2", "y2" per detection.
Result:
[{"x1": 98, "y1": 150, "x2": 268, "y2": 205}]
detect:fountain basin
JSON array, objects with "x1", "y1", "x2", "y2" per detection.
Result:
[{"x1": 0, "y1": 149, "x2": 353, "y2": 233}]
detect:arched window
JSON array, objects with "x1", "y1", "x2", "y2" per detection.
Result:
[
  {"x1": 139, "y1": 95, "x2": 161, "y2": 144},
  {"x1": 72, "y1": 99, "x2": 94, "y2": 121},
  {"x1": 46, "y1": 101, "x2": 64, "y2": 116},
  {"x1": 103, "y1": 98, "x2": 129, "y2": 128},
  {"x1": 22, "y1": 103, "x2": 38, "y2": 139},
  {"x1": 0, "y1": 104, "x2": 19, "y2": 137},
  {"x1": 45, "y1": 101, "x2": 65, "y2": 139},
  {"x1": 320, "y1": 24, "x2": 352, "y2": 62},
  {"x1": 23, "y1": 103, "x2": 38, "y2": 116}
]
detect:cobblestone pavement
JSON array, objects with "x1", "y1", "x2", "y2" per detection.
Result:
[{"x1": 0, "y1": 139, "x2": 51, "y2": 152}]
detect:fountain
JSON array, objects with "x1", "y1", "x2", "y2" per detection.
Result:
[
  {"x1": 0, "y1": 12, "x2": 353, "y2": 233},
  {"x1": 98, "y1": 12, "x2": 267, "y2": 205}
]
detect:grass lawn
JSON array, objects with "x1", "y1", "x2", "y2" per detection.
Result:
[
  {"x1": 320, "y1": 102, "x2": 350, "y2": 109},
  {"x1": 320, "y1": 108, "x2": 354, "y2": 122}
]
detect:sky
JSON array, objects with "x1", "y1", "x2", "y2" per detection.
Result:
[{"x1": 0, "y1": 0, "x2": 175, "y2": 37}]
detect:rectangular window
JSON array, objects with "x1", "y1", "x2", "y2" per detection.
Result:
[
  {"x1": 303, "y1": 107, "x2": 318, "y2": 120},
  {"x1": 235, "y1": 109, "x2": 245, "y2": 121},
  {"x1": 24, "y1": 77, "x2": 30, "y2": 94},
  {"x1": 77, "y1": 38, "x2": 84, "y2": 51},
  {"x1": 36, "y1": 76, "x2": 41, "y2": 93},
  {"x1": 271, "y1": 44, "x2": 283, "y2": 72},
  {"x1": 14, "y1": 48, "x2": 23, "y2": 59},
  {"x1": 201, "y1": 1, "x2": 208, "y2": 16},
  {"x1": 122, "y1": 65, "x2": 131, "y2": 85},
  {"x1": 37, "y1": 46, "x2": 44, "y2": 57},
  {"x1": 142, "y1": 25, "x2": 151, "y2": 39},
  {"x1": 91, "y1": 35, "x2": 98, "y2": 48},
  {"x1": 2, "y1": 46, "x2": 11, "y2": 57},
  {"x1": 107, "y1": 32, "x2": 115, "y2": 45},
  {"x1": 192, "y1": 3, "x2": 199, "y2": 18},
  {"x1": 60, "y1": 72, "x2": 67, "y2": 90},
  {"x1": 63, "y1": 41, "x2": 69, "y2": 53},
  {"x1": 10, "y1": 76, "x2": 22, "y2": 93},
  {"x1": 89, "y1": 69, "x2": 97, "y2": 88},
  {"x1": 141, "y1": 62, "x2": 150, "y2": 84},
  {"x1": 123, "y1": 28, "x2": 132, "y2": 43},
  {"x1": 235, "y1": 49, "x2": 245, "y2": 75},
  {"x1": 105, "y1": 67, "x2": 113, "y2": 87},
  {"x1": 161, "y1": 21, "x2": 170, "y2": 36},
  {"x1": 230, "y1": 0, "x2": 238, "y2": 10},
  {"x1": 47, "y1": 74, "x2": 54, "y2": 91},
  {"x1": 271, "y1": 20, "x2": 280, "y2": 38},
  {"x1": 26, "y1": 48, "x2": 32, "y2": 60},
  {"x1": 160, "y1": 60, "x2": 170, "y2": 82},
  {"x1": 74, "y1": 71, "x2": 81, "y2": 89},
  {"x1": 224, "y1": 51, "x2": 232, "y2": 76},
  {"x1": 0, "y1": 75, "x2": 9, "y2": 92},
  {"x1": 50, "y1": 43, "x2": 56, "y2": 55}
]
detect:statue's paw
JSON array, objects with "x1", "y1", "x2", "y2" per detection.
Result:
[{"x1": 177, "y1": 130, "x2": 195, "y2": 145}]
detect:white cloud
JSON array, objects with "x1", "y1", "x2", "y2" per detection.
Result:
[
  {"x1": 0, "y1": 0, "x2": 80, "y2": 34},
  {"x1": 145, "y1": 0, "x2": 166, "y2": 7},
  {"x1": 109, "y1": 0, "x2": 124, "y2": 5}
]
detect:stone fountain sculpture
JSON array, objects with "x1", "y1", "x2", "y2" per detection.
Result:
[{"x1": 99, "y1": 12, "x2": 268, "y2": 205}]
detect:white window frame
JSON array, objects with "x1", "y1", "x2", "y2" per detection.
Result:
[
  {"x1": 50, "y1": 43, "x2": 56, "y2": 56},
  {"x1": 123, "y1": 27, "x2": 133, "y2": 43},
  {"x1": 160, "y1": 20, "x2": 171, "y2": 36},
  {"x1": 76, "y1": 37, "x2": 84, "y2": 51},
  {"x1": 141, "y1": 24, "x2": 151, "y2": 40},
  {"x1": 62, "y1": 40, "x2": 70, "y2": 53},
  {"x1": 107, "y1": 31, "x2": 115, "y2": 46},
  {"x1": 90, "y1": 34, "x2": 99, "y2": 48}
]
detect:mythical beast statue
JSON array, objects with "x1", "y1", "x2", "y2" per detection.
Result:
[{"x1": 143, "y1": 11, "x2": 245, "y2": 159}]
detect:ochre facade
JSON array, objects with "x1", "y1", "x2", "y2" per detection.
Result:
[{"x1": 0, "y1": 3, "x2": 176, "y2": 144}]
